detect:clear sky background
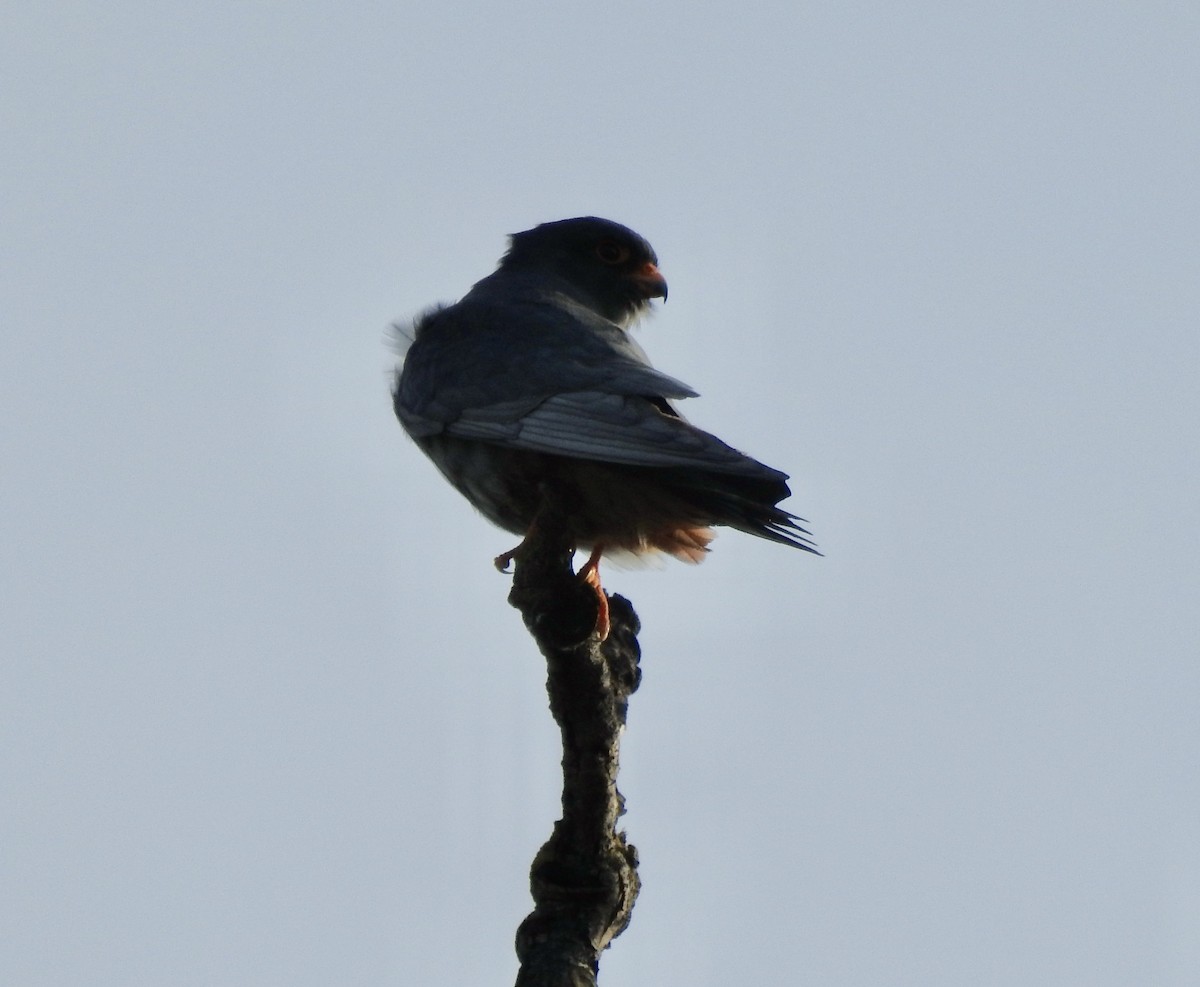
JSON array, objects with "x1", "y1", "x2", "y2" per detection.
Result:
[{"x1": 4, "y1": 3, "x2": 1198, "y2": 985}]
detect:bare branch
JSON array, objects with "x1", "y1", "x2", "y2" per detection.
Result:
[{"x1": 508, "y1": 499, "x2": 642, "y2": 987}]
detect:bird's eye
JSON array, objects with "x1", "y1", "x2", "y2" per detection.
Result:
[{"x1": 595, "y1": 239, "x2": 630, "y2": 265}]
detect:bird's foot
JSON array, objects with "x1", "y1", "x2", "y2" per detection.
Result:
[
  {"x1": 578, "y1": 545, "x2": 610, "y2": 641},
  {"x1": 494, "y1": 545, "x2": 520, "y2": 573}
]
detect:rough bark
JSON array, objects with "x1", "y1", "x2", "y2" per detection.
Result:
[{"x1": 507, "y1": 501, "x2": 642, "y2": 987}]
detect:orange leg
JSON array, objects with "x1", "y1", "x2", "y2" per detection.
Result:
[{"x1": 578, "y1": 545, "x2": 610, "y2": 641}]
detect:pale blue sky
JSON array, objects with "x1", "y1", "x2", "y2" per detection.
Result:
[{"x1": 3, "y1": 3, "x2": 1198, "y2": 985}]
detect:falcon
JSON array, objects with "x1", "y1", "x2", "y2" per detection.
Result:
[{"x1": 394, "y1": 217, "x2": 818, "y2": 636}]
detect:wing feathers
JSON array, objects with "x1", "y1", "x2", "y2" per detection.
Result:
[{"x1": 445, "y1": 392, "x2": 782, "y2": 478}]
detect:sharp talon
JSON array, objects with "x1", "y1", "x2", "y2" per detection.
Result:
[
  {"x1": 592, "y1": 590, "x2": 611, "y2": 641},
  {"x1": 495, "y1": 522, "x2": 538, "y2": 574}
]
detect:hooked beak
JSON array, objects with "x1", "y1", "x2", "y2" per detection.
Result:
[{"x1": 632, "y1": 261, "x2": 668, "y2": 302}]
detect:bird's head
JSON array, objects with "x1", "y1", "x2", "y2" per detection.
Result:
[{"x1": 499, "y1": 216, "x2": 668, "y2": 326}]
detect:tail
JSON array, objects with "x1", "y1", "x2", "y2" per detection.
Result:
[
  {"x1": 716, "y1": 496, "x2": 821, "y2": 555},
  {"x1": 659, "y1": 467, "x2": 822, "y2": 556}
]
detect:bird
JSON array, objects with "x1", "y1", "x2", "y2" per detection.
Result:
[{"x1": 393, "y1": 216, "x2": 818, "y2": 638}]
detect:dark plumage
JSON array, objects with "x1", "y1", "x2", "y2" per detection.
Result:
[{"x1": 394, "y1": 216, "x2": 818, "y2": 576}]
